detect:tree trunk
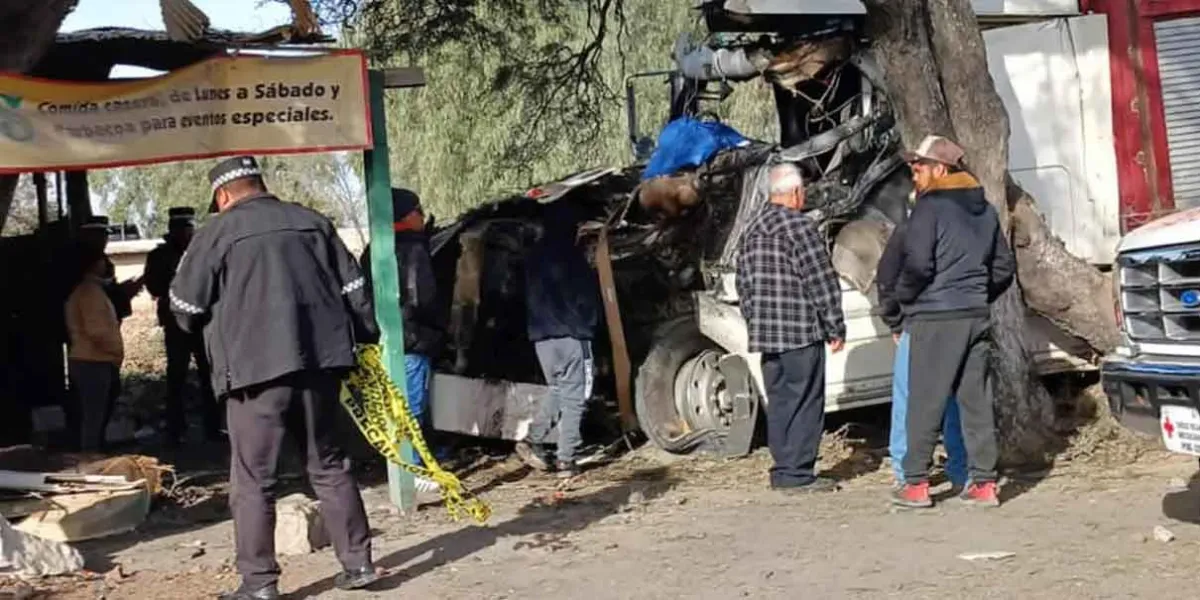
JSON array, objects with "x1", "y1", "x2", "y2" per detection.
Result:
[
  {"x1": 863, "y1": 0, "x2": 1121, "y2": 464},
  {"x1": 0, "y1": 0, "x2": 79, "y2": 232}
]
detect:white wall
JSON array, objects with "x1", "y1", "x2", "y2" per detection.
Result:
[{"x1": 984, "y1": 15, "x2": 1121, "y2": 264}]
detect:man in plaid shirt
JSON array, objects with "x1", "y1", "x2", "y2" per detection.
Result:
[{"x1": 736, "y1": 163, "x2": 845, "y2": 493}]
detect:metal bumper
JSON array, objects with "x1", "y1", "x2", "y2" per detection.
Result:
[{"x1": 1101, "y1": 355, "x2": 1200, "y2": 438}]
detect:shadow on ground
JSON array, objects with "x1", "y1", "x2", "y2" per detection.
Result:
[
  {"x1": 1162, "y1": 465, "x2": 1200, "y2": 524},
  {"x1": 287, "y1": 466, "x2": 681, "y2": 598}
]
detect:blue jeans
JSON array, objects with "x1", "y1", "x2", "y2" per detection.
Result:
[
  {"x1": 405, "y1": 354, "x2": 432, "y2": 466},
  {"x1": 890, "y1": 332, "x2": 968, "y2": 486}
]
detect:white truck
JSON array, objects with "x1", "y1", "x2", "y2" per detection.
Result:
[{"x1": 1104, "y1": 207, "x2": 1200, "y2": 454}]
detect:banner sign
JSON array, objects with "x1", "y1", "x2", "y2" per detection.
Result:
[{"x1": 0, "y1": 50, "x2": 371, "y2": 173}]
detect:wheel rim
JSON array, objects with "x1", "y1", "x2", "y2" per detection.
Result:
[{"x1": 674, "y1": 350, "x2": 732, "y2": 434}]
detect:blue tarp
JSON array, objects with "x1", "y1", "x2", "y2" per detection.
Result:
[{"x1": 642, "y1": 117, "x2": 750, "y2": 180}]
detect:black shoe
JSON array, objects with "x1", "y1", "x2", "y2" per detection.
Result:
[
  {"x1": 555, "y1": 460, "x2": 580, "y2": 479},
  {"x1": 334, "y1": 565, "x2": 381, "y2": 591},
  {"x1": 772, "y1": 477, "x2": 839, "y2": 495},
  {"x1": 515, "y1": 441, "x2": 550, "y2": 472},
  {"x1": 217, "y1": 583, "x2": 280, "y2": 600}
]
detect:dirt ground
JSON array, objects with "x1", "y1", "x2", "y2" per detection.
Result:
[
  {"x1": 15, "y1": 299, "x2": 1200, "y2": 599},
  {"x1": 10, "y1": 437, "x2": 1197, "y2": 600}
]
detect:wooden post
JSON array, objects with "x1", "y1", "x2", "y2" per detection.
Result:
[{"x1": 362, "y1": 70, "x2": 416, "y2": 512}]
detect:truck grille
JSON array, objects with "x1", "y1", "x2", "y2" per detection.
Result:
[{"x1": 1118, "y1": 242, "x2": 1200, "y2": 343}]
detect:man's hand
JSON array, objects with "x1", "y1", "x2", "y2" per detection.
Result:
[
  {"x1": 828, "y1": 338, "x2": 845, "y2": 353},
  {"x1": 893, "y1": 333, "x2": 901, "y2": 344},
  {"x1": 119, "y1": 277, "x2": 144, "y2": 298}
]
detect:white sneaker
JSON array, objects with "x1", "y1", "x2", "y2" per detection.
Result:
[{"x1": 414, "y1": 476, "x2": 440, "y2": 494}]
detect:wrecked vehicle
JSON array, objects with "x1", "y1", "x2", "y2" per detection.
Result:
[{"x1": 425, "y1": 3, "x2": 1092, "y2": 456}]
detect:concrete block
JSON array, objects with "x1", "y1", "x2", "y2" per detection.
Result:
[
  {"x1": 274, "y1": 494, "x2": 329, "y2": 556},
  {"x1": 14, "y1": 488, "x2": 150, "y2": 543},
  {"x1": 0, "y1": 516, "x2": 83, "y2": 577}
]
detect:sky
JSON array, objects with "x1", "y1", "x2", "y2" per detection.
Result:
[
  {"x1": 61, "y1": 0, "x2": 295, "y2": 77},
  {"x1": 61, "y1": 0, "x2": 292, "y2": 33}
]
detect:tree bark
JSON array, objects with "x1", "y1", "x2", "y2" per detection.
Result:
[
  {"x1": 0, "y1": 0, "x2": 79, "y2": 232},
  {"x1": 863, "y1": 0, "x2": 1120, "y2": 463}
]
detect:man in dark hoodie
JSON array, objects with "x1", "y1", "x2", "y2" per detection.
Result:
[
  {"x1": 514, "y1": 200, "x2": 601, "y2": 479},
  {"x1": 877, "y1": 220, "x2": 967, "y2": 493},
  {"x1": 359, "y1": 189, "x2": 447, "y2": 492},
  {"x1": 890, "y1": 135, "x2": 1015, "y2": 509}
]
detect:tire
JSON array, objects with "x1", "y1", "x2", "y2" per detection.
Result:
[{"x1": 634, "y1": 317, "x2": 720, "y2": 453}]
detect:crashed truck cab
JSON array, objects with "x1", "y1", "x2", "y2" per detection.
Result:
[
  {"x1": 1103, "y1": 208, "x2": 1200, "y2": 455},
  {"x1": 427, "y1": 1, "x2": 1098, "y2": 456}
]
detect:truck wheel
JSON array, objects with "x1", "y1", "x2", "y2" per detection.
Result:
[{"x1": 635, "y1": 318, "x2": 732, "y2": 453}]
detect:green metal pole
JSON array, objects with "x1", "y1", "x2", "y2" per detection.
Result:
[{"x1": 362, "y1": 70, "x2": 416, "y2": 512}]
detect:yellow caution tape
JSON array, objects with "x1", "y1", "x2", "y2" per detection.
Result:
[{"x1": 339, "y1": 344, "x2": 491, "y2": 524}]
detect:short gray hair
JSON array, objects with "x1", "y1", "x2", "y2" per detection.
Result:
[{"x1": 769, "y1": 163, "x2": 803, "y2": 195}]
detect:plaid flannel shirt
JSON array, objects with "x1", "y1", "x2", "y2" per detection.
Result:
[{"x1": 735, "y1": 203, "x2": 846, "y2": 354}]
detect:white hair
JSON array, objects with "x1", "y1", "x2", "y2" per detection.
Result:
[{"x1": 768, "y1": 163, "x2": 803, "y2": 195}]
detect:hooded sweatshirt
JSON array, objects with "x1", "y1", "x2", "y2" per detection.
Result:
[
  {"x1": 893, "y1": 171, "x2": 1015, "y2": 319},
  {"x1": 524, "y1": 202, "x2": 601, "y2": 343}
]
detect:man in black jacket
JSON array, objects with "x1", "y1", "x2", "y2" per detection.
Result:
[
  {"x1": 877, "y1": 222, "x2": 968, "y2": 492},
  {"x1": 514, "y1": 200, "x2": 600, "y2": 479},
  {"x1": 890, "y1": 136, "x2": 1015, "y2": 509},
  {"x1": 359, "y1": 188, "x2": 447, "y2": 490},
  {"x1": 143, "y1": 206, "x2": 220, "y2": 445},
  {"x1": 171, "y1": 157, "x2": 381, "y2": 600}
]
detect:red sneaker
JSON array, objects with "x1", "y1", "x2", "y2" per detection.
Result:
[
  {"x1": 890, "y1": 481, "x2": 933, "y2": 508},
  {"x1": 959, "y1": 481, "x2": 1001, "y2": 507}
]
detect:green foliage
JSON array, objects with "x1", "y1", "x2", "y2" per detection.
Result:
[
  {"x1": 91, "y1": 153, "x2": 365, "y2": 238},
  {"x1": 370, "y1": 2, "x2": 778, "y2": 218},
  {"x1": 91, "y1": 2, "x2": 781, "y2": 232}
]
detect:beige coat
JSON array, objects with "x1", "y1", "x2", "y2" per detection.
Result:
[{"x1": 65, "y1": 276, "x2": 124, "y2": 365}]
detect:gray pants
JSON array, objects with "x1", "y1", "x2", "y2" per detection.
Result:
[
  {"x1": 902, "y1": 316, "x2": 998, "y2": 484},
  {"x1": 528, "y1": 337, "x2": 594, "y2": 463},
  {"x1": 68, "y1": 359, "x2": 119, "y2": 452}
]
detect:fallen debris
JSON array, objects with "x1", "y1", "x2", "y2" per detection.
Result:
[
  {"x1": 14, "y1": 487, "x2": 151, "y2": 543},
  {"x1": 0, "y1": 470, "x2": 142, "y2": 495},
  {"x1": 274, "y1": 494, "x2": 329, "y2": 556},
  {"x1": 1153, "y1": 525, "x2": 1175, "y2": 543},
  {"x1": 957, "y1": 551, "x2": 1016, "y2": 562},
  {"x1": 0, "y1": 516, "x2": 84, "y2": 577},
  {"x1": 81, "y1": 455, "x2": 170, "y2": 495},
  {"x1": 105, "y1": 563, "x2": 128, "y2": 584},
  {"x1": 182, "y1": 540, "x2": 206, "y2": 559}
]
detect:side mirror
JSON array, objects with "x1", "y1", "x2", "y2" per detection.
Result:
[{"x1": 624, "y1": 70, "x2": 676, "y2": 162}]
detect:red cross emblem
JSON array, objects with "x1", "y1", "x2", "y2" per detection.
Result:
[{"x1": 1164, "y1": 417, "x2": 1176, "y2": 438}]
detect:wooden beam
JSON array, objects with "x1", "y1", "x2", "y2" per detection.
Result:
[{"x1": 382, "y1": 67, "x2": 426, "y2": 89}]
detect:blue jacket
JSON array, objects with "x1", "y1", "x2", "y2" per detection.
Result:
[
  {"x1": 524, "y1": 202, "x2": 600, "y2": 342},
  {"x1": 894, "y1": 172, "x2": 1015, "y2": 319}
]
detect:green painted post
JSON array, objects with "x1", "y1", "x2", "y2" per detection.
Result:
[{"x1": 362, "y1": 70, "x2": 416, "y2": 512}]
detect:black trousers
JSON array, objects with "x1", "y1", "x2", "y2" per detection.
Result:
[
  {"x1": 226, "y1": 370, "x2": 372, "y2": 588},
  {"x1": 761, "y1": 343, "x2": 826, "y2": 488},
  {"x1": 902, "y1": 316, "x2": 998, "y2": 484},
  {"x1": 164, "y1": 323, "x2": 219, "y2": 441}
]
